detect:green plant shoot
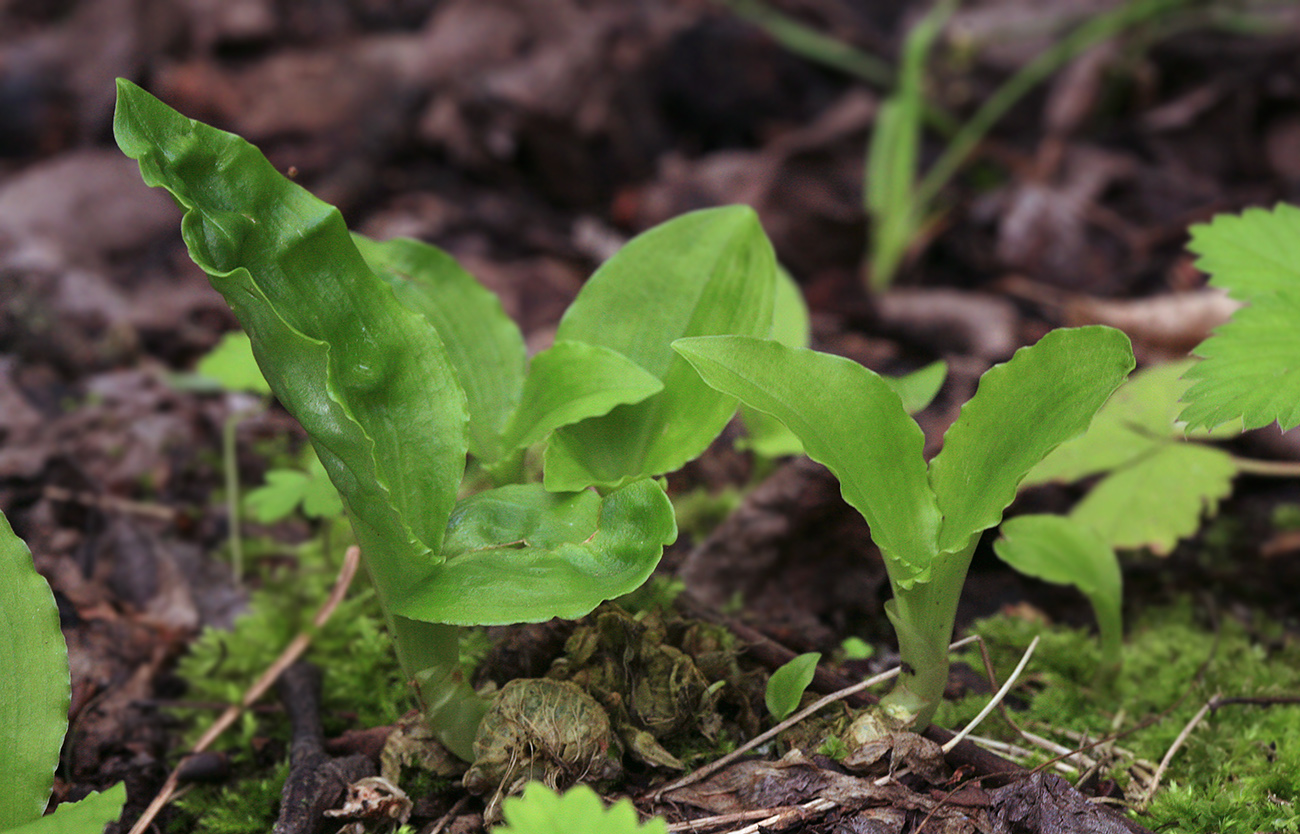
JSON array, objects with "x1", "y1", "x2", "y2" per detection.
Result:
[
  {"x1": 765, "y1": 652, "x2": 821, "y2": 721},
  {"x1": 114, "y1": 80, "x2": 777, "y2": 759},
  {"x1": 674, "y1": 327, "x2": 1134, "y2": 728},
  {"x1": 494, "y1": 783, "x2": 667, "y2": 834},
  {"x1": 1, "y1": 510, "x2": 126, "y2": 833}
]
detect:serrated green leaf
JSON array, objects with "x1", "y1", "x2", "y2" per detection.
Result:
[
  {"x1": 1180, "y1": 204, "x2": 1300, "y2": 431},
  {"x1": 1070, "y1": 443, "x2": 1237, "y2": 555},
  {"x1": 500, "y1": 341, "x2": 663, "y2": 453},
  {"x1": 353, "y1": 234, "x2": 526, "y2": 463},
  {"x1": 0, "y1": 511, "x2": 70, "y2": 829},
  {"x1": 765, "y1": 652, "x2": 821, "y2": 721},
  {"x1": 244, "y1": 469, "x2": 311, "y2": 524},
  {"x1": 544, "y1": 207, "x2": 776, "y2": 490},
  {"x1": 5, "y1": 784, "x2": 126, "y2": 834},
  {"x1": 673, "y1": 335, "x2": 940, "y2": 583},
  {"x1": 495, "y1": 783, "x2": 667, "y2": 834},
  {"x1": 929, "y1": 327, "x2": 1135, "y2": 554},
  {"x1": 114, "y1": 79, "x2": 467, "y2": 599},
  {"x1": 195, "y1": 331, "x2": 272, "y2": 395},
  {"x1": 994, "y1": 515, "x2": 1122, "y2": 668},
  {"x1": 1187, "y1": 203, "x2": 1300, "y2": 301},
  {"x1": 393, "y1": 479, "x2": 676, "y2": 626}
]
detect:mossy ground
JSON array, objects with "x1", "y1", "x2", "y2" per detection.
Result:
[{"x1": 934, "y1": 600, "x2": 1300, "y2": 833}]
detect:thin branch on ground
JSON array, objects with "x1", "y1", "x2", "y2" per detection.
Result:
[
  {"x1": 1137, "y1": 694, "x2": 1217, "y2": 812},
  {"x1": 943, "y1": 635, "x2": 1039, "y2": 753},
  {"x1": 126, "y1": 545, "x2": 361, "y2": 834}
]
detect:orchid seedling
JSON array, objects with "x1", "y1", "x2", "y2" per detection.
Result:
[
  {"x1": 674, "y1": 327, "x2": 1134, "y2": 729},
  {"x1": 114, "y1": 79, "x2": 780, "y2": 760}
]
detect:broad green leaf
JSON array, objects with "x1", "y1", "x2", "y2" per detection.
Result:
[
  {"x1": 1026, "y1": 360, "x2": 1239, "y2": 487},
  {"x1": 496, "y1": 783, "x2": 668, "y2": 834},
  {"x1": 0, "y1": 511, "x2": 69, "y2": 829},
  {"x1": 114, "y1": 80, "x2": 467, "y2": 598},
  {"x1": 393, "y1": 480, "x2": 676, "y2": 626},
  {"x1": 195, "y1": 331, "x2": 272, "y2": 395},
  {"x1": 5, "y1": 784, "x2": 126, "y2": 834},
  {"x1": 500, "y1": 341, "x2": 663, "y2": 453},
  {"x1": 354, "y1": 234, "x2": 526, "y2": 462},
  {"x1": 1180, "y1": 204, "x2": 1300, "y2": 431},
  {"x1": 765, "y1": 652, "x2": 821, "y2": 721},
  {"x1": 994, "y1": 515, "x2": 1122, "y2": 668},
  {"x1": 673, "y1": 335, "x2": 940, "y2": 582},
  {"x1": 740, "y1": 266, "x2": 810, "y2": 457},
  {"x1": 544, "y1": 207, "x2": 776, "y2": 490},
  {"x1": 1070, "y1": 443, "x2": 1236, "y2": 555},
  {"x1": 928, "y1": 326, "x2": 1134, "y2": 554}
]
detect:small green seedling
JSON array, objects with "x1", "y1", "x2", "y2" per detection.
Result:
[
  {"x1": 765, "y1": 652, "x2": 821, "y2": 721},
  {"x1": 1178, "y1": 202, "x2": 1300, "y2": 433},
  {"x1": 493, "y1": 783, "x2": 667, "y2": 834},
  {"x1": 114, "y1": 80, "x2": 779, "y2": 760},
  {"x1": 674, "y1": 326, "x2": 1134, "y2": 728},
  {"x1": 1, "y1": 510, "x2": 126, "y2": 833}
]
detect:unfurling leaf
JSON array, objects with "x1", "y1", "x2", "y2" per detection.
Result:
[
  {"x1": 995, "y1": 515, "x2": 1122, "y2": 669},
  {"x1": 766, "y1": 652, "x2": 821, "y2": 721}
]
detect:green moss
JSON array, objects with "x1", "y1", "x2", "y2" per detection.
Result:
[
  {"x1": 933, "y1": 601, "x2": 1300, "y2": 833},
  {"x1": 170, "y1": 760, "x2": 288, "y2": 834}
]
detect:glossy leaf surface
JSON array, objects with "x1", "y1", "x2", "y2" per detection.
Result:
[
  {"x1": 354, "y1": 234, "x2": 526, "y2": 462},
  {"x1": 500, "y1": 341, "x2": 663, "y2": 453},
  {"x1": 994, "y1": 515, "x2": 1122, "y2": 667},
  {"x1": 115, "y1": 80, "x2": 467, "y2": 598},
  {"x1": 673, "y1": 335, "x2": 940, "y2": 581},
  {"x1": 0, "y1": 511, "x2": 69, "y2": 829},
  {"x1": 394, "y1": 480, "x2": 676, "y2": 626},
  {"x1": 545, "y1": 207, "x2": 776, "y2": 490},
  {"x1": 1070, "y1": 444, "x2": 1236, "y2": 555},
  {"x1": 1181, "y1": 204, "x2": 1300, "y2": 431},
  {"x1": 928, "y1": 326, "x2": 1134, "y2": 554}
]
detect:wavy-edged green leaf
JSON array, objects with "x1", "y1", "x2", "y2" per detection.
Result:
[
  {"x1": 544, "y1": 207, "x2": 776, "y2": 490},
  {"x1": 928, "y1": 326, "x2": 1134, "y2": 554},
  {"x1": 393, "y1": 480, "x2": 676, "y2": 626},
  {"x1": 0, "y1": 511, "x2": 69, "y2": 830},
  {"x1": 1070, "y1": 443, "x2": 1236, "y2": 555},
  {"x1": 114, "y1": 79, "x2": 467, "y2": 597},
  {"x1": 994, "y1": 515, "x2": 1122, "y2": 668},
  {"x1": 765, "y1": 652, "x2": 821, "y2": 721},
  {"x1": 1026, "y1": 360, "x2": 1237, "y2": 486},
  {"x1": 354, "y1": 234, "x2": 526, "y2": 462},
  {"x1": 195, "y1": 331, "x2": 272, "y2": 395},
  {"x1": 500, "y1": 341, "x2": 663, "y2": 453},
  {"x1": 674, "y1": 335, "x2": 940, "y2": 583},
  {"x1": 496, "y1": 782, "x2": 667, "y2": 834},
  {"x1": 5, "y1": 784, "x2": 126, "y2": 834}
]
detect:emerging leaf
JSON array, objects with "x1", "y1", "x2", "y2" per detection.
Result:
[
  {"x1": 928, "y1": 326, "x2": 1135, "y2": 555},
  {"x1": 545, "y1": 207, "x2": 777, "y2": 490},
  {"x1": 354, "y1": 234, "x2": 527, "y2": 463},
  {"x1": 766, "y1": 652, "x2": 821, "y2": 721},
  {"x1": 0, "y1": 511, "x2": 70, "y2": 829},
  {"x1": 394, "y1": 480, "x2": 677, "y2": 626},
  {"x1": 673, "y1": 335, "x2": 941, "y2": 584},
  {"x1": 496, "y1": 783, "x2": 667, "y2": 834},
  {"x1": 994, "y1": 515, "x2": 1122, "y2": 669},
  {"x1": 1181, "y1": 203, "x2": 1300, "y2": 431},
  {"x1": 115, "y1": 80, "x2": 468, "y2": 599}
]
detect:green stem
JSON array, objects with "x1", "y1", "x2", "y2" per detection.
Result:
[
  {"x1": 1229, "y1": 456, "x2": 1300, "y2": 478},
  {"x1": 222, "y1": 412, "x2": 242, "y2": 583},
  {"x1": 878, "y1": 537, "x2": 979, "y2": 728},
  {"x1": 389, "y1": 616, "x2": 488, "y2": 762}
]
